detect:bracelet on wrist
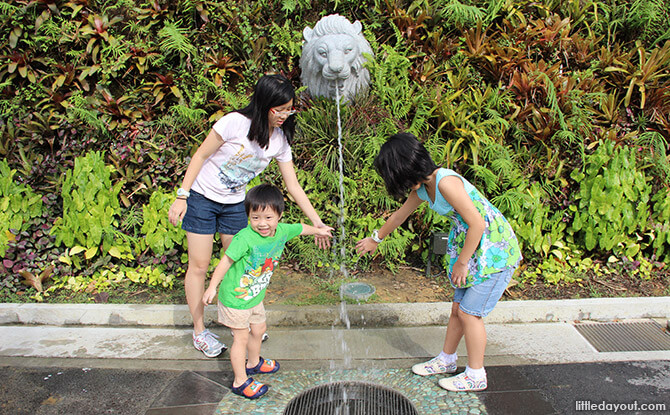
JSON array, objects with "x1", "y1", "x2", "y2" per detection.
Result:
[
  {"x1": 176, "y1": 196, "x2": 187, "y2": 200},
  {"x1": 371, "y1": 229, "x2": 384, "y2": 244}
]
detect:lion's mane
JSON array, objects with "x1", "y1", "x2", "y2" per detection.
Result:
[{"x1": 300, "y1": 14, "x2": 373, "y2": 102}]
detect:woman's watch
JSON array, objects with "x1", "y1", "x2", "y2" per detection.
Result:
[
  {"x1": 371, "y1": 229, "x2": 384, "y2": 244},
  {"x1": 177, "y1": 188, "x2": 190, "y2": 198}
]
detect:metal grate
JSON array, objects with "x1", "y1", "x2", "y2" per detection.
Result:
[
  {"x1": 574, "y1": 320, "x2": 670, "y2": 352},
  {"x1": 283, "y1": 381, "x2": 419, "y2": 415}
]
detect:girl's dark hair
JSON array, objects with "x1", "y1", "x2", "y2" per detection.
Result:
[
  {"x1": 244, "y1": 184, "x2": 285, "y2": 216},
  {"x1": 374, "y1": 132, "x2": 439, "y2": 199},
  {"x1": 237, "y1": 74, "x2": 296, "y2": 149}
]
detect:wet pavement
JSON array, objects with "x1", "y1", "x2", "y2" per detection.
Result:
[
  {"x1": 0, "y1": 300, "x2": 668, "y2": 414},
  {"x1": 1, "y1": 361, "x2": 668, "y2": 414}
]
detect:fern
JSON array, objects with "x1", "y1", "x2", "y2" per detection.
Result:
[
  {"x1": 65, "y1": 91, "x2": 108, "y2": 133},
  {"x1": 169, "y1": 104, "x2": 207, "y2": 129},
  {"x1": 158, "y1": 21, "x2": 196, "y2": 56},
  {"x1": 370, "y1": 39, "x2": 417, "y2": 122},
  {"x1": 470, "y1": 164, "x2": 500, "y2": 193},
  {"x1": 100, "y1": 36, "x2": 128, "y2": 64},
  {"x1": 0, "y1": 1, "x2": 19, "y2": 14},
  {"x1": 536, "y1": 72, "x2": 567, "y2": 130},
  {"x1": 484, "y1": 0, "x2": 505, "y2": 23},
  {"x1": 439, "y1": 0, "x2": 486, "y2": 27},
  {"x1": 491, "y1": 188, "x2": 526, "y2": 218},
  {"x1": 637, "y1": 131, "x2": 670, "y2": 185}
]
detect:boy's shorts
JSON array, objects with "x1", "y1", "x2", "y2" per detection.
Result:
[
  {"x1": 218, "y1": 302, "x2": 266, "y2": 329},
  {"x1": 453, "y1": 268, "x2": 514, "y2": 317},
  {"x1": 181, "y1": 190, "x2": 247, "y2": 235}
]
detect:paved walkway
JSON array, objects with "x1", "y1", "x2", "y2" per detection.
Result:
[{"x1": 0, "y1": 298, "x2": 668, "y2": 414}]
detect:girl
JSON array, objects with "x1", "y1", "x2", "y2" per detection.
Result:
[
  {"x1": 169, "y1": 74, "x2": 330, "y2": 357},
  {"x1": 356, "y1": 132, "x2": 521, "y2": 391}
]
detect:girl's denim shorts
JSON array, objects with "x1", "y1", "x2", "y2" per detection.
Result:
[
  {"x1": 453, "y1": 268, "x2": 514, "y2": 317},
  {"x1": 181, "y1": 191, "x2": 247, "y2": 235}
]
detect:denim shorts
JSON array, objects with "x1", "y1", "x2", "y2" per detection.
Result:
[
  {"x1": 181, "y1": 190, "x2": 248, "y2": 235},
  {"x1": 453, "y1": 268, "x2": 514, "y2": 317}
]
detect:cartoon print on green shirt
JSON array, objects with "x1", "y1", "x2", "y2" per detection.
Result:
[{"x1": 235, "y1": 257, "x2": 276, "y2": 300}]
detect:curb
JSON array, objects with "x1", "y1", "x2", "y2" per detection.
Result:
[{"x1": 1, "y1": 297, "x2": 668, "y2": 327}]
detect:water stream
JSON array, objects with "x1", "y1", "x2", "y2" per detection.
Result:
[{"x1": 332, "y1": 83, "x2": 352, "y2": 371}]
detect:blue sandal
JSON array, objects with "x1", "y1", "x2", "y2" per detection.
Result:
[
  {"x1": 231, "y1": 377, "x2": 268, "y2": 399},
  {"x1": 246, "y1": 357, "x2": 280, "y2": 375}
]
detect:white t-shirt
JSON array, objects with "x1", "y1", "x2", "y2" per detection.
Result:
[{"x1": 191, "y1": 112, "x2": 293, "y2": 203}]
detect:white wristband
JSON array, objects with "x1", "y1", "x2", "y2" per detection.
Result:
[
  {"x1": 177, "y1": 188, "x2": 190, "y2": 198},
  {"x1": 371, "y1": 229, "x2": 384, "y2": 244}
]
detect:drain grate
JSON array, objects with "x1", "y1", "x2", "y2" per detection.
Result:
[
  {"x1": 283, "y1": 381, "x2": 418, "y2": 415},
  {"x1": 574, "y1": 320, "x2": 670, "y2": 352}
]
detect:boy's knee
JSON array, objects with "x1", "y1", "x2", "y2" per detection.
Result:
[
  {"x1": 250, "y1": 322, "x2": 266, "y2": 335},
  {"x1": 231, "y1": 328, "x2": 250, "y2": 343}
]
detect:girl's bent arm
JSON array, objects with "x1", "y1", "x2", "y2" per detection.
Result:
[
  {"x1": 356, "y1": 191, "x2": 423, "y2": 255},
  {"x1": 168, "y1": 129, "x2": 224, "y2": 226},
  {"x1": 278, "y1": 160, "x2": 331, "y2": 248},
  {"x1": 438, "y1": 176, "x2": 485, "y2": 286}
]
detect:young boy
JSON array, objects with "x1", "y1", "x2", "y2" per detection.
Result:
[{"x1": 202, "y1": 184, "x2": 332, "y2": 399}]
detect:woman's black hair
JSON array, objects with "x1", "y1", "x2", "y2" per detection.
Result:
[
  {"x1": 373, "y1": 132, "x2": 439, "y2": 199},
  {"x1": 236, "y1": 74, "x2": 296, "y2": 149},
  {"x1": 244, "y1": 183, "x2": 285, "y2": 216}
]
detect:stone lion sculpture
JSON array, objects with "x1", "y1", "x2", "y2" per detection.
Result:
[{"x1": 300, "y1": 14, "x2": 374, "y2": 102}]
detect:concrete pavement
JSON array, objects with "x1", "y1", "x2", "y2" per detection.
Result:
[{"x1": 0, "y1": 298, "x2": 668, "y2": 414}]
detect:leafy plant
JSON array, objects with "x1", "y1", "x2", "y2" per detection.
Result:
[
  {"x1": 570, "y1": 140, "x2": 652, "y2": 257},
  {"x1": 50, "y1": 151, "x2": 129, "y2": 260},
  {"x1": 650, "y1": 187, "x2": 670, "y2": 262},
  {"x1": 519, "y1": 254, "x2": 591, "y2": 285},
  {"x1": 139, "y1": 190, "x2": 185, "y2": 256},
  {"x1": 0, "y1": 159, "x2": 43, "y2": 256}
]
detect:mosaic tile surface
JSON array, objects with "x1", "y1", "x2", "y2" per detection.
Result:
[{"x1": 215, "y1": 368, "x2": 487, "y2": 414}]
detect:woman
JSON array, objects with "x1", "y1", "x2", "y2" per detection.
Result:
[{"x1": 169, "y1": 74, "x2": 330, "y2": 357}]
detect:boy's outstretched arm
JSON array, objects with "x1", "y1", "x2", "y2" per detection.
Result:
[
  {"x1": 300, "y1": 223, "x2": 334, "y2": 238},
  {"x1": 278, "y1": 160, "x2": 332, "y2": 249},
  {"x1": 202, "y1": 254, "x2": 234, "y2": 305},
  {"x1": 356, "y1": 191, "x2": 423, "y2": 255}
]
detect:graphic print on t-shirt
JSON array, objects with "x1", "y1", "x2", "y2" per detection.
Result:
[
  {"x1": 234, "y1": 237, "x2": 286, "y2": 302},
  {"x1": 234, "y1": 257, "x2": 276, "y2": 301},
  {"x1": 217, "y1": 145, "x2": 264, "y2": 194}
]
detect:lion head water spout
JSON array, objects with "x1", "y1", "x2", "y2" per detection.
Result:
[{"x1": 300, "y1": 14, "x2": 373, "y2": 102}]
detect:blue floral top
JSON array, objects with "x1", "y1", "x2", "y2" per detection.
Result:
[{"x1": 417, "y1": 168, "x2": 521, "y2": 288}]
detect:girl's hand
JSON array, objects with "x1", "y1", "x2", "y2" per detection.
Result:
[
  {"x1": 168, "y1": 199, "x2": 187, "y2": 226},
  {"x1": 314, "y1": 223, "x2": 332, "y2": 249},
  {"x1": 355, "y1": 237, "x2": 378, "y2": 256},
  {"x1": 202, "y1": 286, "x2": 217, "y2": 305},
  {"x1": 451, "y1": 261, "x2": 468, "y2": 287}
]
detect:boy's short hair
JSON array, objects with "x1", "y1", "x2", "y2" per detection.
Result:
[
  {"x1": 374, "y1": 132, "x2": 439, "y2": 199},
  {"x1": 244, "y1": 184, "x2": 285, "y2": 216}
]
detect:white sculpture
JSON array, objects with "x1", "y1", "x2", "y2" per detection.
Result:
[{"x1": 300, "y1": 14, "x2": 374, "y2": 102}]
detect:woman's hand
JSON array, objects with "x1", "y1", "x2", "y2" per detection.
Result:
[
  {"x1": 451, "y1": 261, "x2": 468, "y2": 287},
  {"x1": 355, "y1": 237, "x2": 378, "y2": 256},
  {"x1": 168, "y1": 199, "x2": 187, "y2": 226},
  {"x1": 314, "y1": 223, "x2": 332, "y2": 249}
]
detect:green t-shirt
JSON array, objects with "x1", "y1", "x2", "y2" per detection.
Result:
[{"x1": 218, "y1": 223, "x2": 303, "y2": 309}]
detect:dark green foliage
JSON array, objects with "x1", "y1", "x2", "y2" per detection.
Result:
[{"x1": 1, "y1": 0, "x2": 669, "y2": 299}]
